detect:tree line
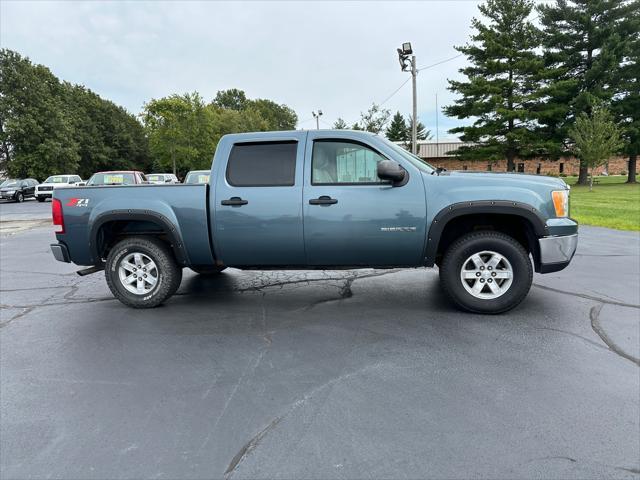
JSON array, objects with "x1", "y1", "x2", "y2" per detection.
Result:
[
  {"x1": 0, "y1": 51, "x2": 298, "y2": 179},
  {"x1": 445, "y1": 0, "x2": 639, "y2": 183},
  {"x1": 142, "y1": 88, "x2": 297, "y2": 176},
  {"x1": 0, "y1": 49, "x2": 150, "y2": 180}
]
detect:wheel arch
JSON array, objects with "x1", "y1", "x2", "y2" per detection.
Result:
[
  {"x1": 90, "y1": 210, "x2": 189, "y2": 266},
  {"x1": 425, "y1": 201, "x2": 548, "y2": 270}
]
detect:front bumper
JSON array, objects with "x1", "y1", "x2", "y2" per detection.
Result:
[
  {"x1": 50, "y1": 243, "x2": 71, "y2": 263},
  {"x1": 538, "y1": 234, "x2": 578, "y2": 273}
]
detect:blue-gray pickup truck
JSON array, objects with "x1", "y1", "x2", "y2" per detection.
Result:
[{"x1": 50, "y1": 130, "x2": 578, "y2": 313}]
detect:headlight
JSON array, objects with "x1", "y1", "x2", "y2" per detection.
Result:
[{"x1": 551, "y1": 190, "x2": 569, "y2": 217}]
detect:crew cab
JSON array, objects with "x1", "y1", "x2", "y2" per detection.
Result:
[
  {"x1": 49, "y1": 130, "x2": 578, "y2": 313},
  {"x1": 35, "y1": 174, "x2": 82, "y2": 202}
]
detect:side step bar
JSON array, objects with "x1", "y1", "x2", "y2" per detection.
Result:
[{"x1": 77, "y1": 265, "x2": 104, "y2": 276}]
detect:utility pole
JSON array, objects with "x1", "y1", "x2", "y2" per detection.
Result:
[
  {"x1": 411, "y1": 55, "x2": 417, "y2": 155},
  {"x1": 435, "y1": 93, "x2": 439, "y2": 151},
  {"x1": 397, "y1": 42, "x2": 418, "y2": 154},
  {"x1": 312, "y1": 110, "x2": 323, "y2": 130}
]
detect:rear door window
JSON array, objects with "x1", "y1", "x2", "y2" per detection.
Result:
[{"x1": 226, "y1": 141, "x2": 297, "y2": 187}]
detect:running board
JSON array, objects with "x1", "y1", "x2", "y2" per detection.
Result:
[{"x1": 76, "y1": 265, "x2": 104, "y2": 276}]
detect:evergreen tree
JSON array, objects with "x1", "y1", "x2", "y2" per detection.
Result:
[
  {"x1": 444, "y1": 0, "x2": 544, "y2": 171},
  {"x1": 612, "y1": 1, "x2": 640, "y2": 183},
  {"x1": 386, "y1": 112, "x2": 408, "y2": 141},
  {"x1": 408, "y1": 116, "x2": 432, "y2": 141},
  {"x1": 538, "y1": 0, "x2": 631, "y2": 184},
  {"x1": 333, "y1": 118, "x2": 348, "y2": 129}
]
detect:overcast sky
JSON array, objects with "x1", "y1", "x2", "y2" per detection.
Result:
[{"x1": 1, "y1": 1, "x2": 486, "y2": 139}]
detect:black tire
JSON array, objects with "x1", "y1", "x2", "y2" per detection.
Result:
[
  {"x1": 439, "y1": 231, "x2": 533, "y2": 314},
  {"x1": 37, "y1": 197, "x2": 45, "y2": 202},
  {"x1": 190, "y1": 265, "x2": 227, "y2": 275},
  {"x1": 16, "y1": 192, "x2": 23, "y2": 203},
  {"x1": 105, "y1": 236, "x2": 182, "y2": 308}
]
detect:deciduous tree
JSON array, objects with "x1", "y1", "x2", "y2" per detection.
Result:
[{"x1": 569, "y1": 105, "x2": 623, "y2": 190}]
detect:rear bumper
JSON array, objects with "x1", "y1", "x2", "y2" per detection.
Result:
[
  {"x1": 538, "y1": 234, "x2": 578, "y2": 273},
  {"x1": 50, "y1": 243, "x2": 71, "y2": 263}
]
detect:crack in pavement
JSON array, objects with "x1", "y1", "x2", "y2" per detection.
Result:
[
  {"x1": 532, "y1": 326, "x2": 609, "y2": 351},
  {"x1": 533, "y1": 283, "x2": 640, "y2": 309},
  {"x1": 303, "y1": 270, "x2": 401, "y2": 310},
  {"x1": 223, "y1": 362, "x2": 383, "y2": 479},
  {"x1": 590, "y1": 304, "x2": 640, "y2": 367}
]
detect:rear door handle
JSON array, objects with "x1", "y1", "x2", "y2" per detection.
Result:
[
  {"x1": 309, "y1": 196, "x2": 338, "y2": 205},
  {"x1": 221, "y1": 197, "x2": 248, "y2": 206}
]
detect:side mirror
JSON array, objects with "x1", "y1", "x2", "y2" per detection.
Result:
[
  {"x1": 165, "y1": 178, "x2": 173, "y2": 183},
  {"x1": 78, "y1": 182, "x2": 86, "y2": 186},
  {"x1": 377, "y1": 160, "x2": 406, "y2": 185}
]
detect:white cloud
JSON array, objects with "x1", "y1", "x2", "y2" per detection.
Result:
[{"x1": 1, "y1": 0, "x2": 480, "y2": 137}]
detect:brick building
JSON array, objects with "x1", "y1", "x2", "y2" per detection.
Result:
[{"x1": 418, "y1": 141, "x2": 630, "y2": 176}]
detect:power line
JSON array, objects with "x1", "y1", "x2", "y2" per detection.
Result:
[
  {"x1": 379, "y1": 76, "x2": 411, "y2": 106},
  {"x1": 417, "y1": 53, "x2": 464, "y2": 71}
]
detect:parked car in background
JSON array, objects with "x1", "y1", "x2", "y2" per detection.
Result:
[
  {"x1": 147, "y1": 173, "x2": 179, "y2": 184},
  {"x1": 184, "y1": 170, "x2": 210, "y2": 184},
  {"x1": 0, "y1": 178, "x2": 38, "y2": 202},
  {"x1": 86, "y1": 171, "x2": 147, "y2": 186},
  {"x1": 35, "y1": 174, "x2": 82, "y2": 202}
]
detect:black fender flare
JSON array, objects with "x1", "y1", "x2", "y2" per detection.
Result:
[
  {"x1": 89, "y1": 209, "x2": 189, "y2": 266},
  {"x1": 424, "y1": 200, "x2": 548, "y2": 266}
]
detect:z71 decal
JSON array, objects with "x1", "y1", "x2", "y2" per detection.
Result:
[{"x1": 66, "y1": 198, "x2": 90, "y2": 207}]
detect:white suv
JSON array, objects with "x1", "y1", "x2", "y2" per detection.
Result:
[{"x1": 35, "y1": 174, "x2": 82, "y2": 202}]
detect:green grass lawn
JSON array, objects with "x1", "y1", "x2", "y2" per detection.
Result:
[{"x1": 562, "y1": 175, "x2": 640, "y2": 231}]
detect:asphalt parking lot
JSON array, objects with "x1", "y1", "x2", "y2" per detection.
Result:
[{"x1": 1, "y1": 199, "x2": 639, "y2": 479}]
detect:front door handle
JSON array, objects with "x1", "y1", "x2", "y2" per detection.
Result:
[
  {"x1": 309, "y1": 195, "x2": 338, "y2": 205},
  {"x1": 221, "y1": 197, "x2": 248, "y2": 206}
]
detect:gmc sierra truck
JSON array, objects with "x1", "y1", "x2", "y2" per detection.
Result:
[{"x1": 49, "y1": 130, "x2": 578, "y2": 313}]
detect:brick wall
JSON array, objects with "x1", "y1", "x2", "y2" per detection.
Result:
[{"x1": 428, "y1": 156, "x2": 630, "y2": 176}]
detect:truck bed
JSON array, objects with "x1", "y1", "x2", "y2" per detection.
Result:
[{"x1": 54, "y1": 184, "x2": 214, "y2": 266}]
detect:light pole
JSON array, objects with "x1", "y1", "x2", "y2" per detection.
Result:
[
  {"x1": 397, "y1": 42, "x2": 418, "y2": 155},
  {"x1": 312, "y1": 110, "x2": 323, "y2": 130}
]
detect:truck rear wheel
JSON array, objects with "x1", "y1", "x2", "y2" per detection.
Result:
[
  {"x1": 439, "y1": 231, "x2": 532, "y2": 314},
  {"x1": 105, "y1": 236, "x2": 182, "y2": 308}
]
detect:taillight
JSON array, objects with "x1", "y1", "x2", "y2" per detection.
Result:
[{"x1": 52, "y1": 198, "x2": 65, "y2": 234}]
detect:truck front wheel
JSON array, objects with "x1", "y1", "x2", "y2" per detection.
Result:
[
  {"x1": 439, "y1": 231, "x2": 533, "y2": 314},
  {"x1": 105, "y1": 236, "x2": 182, "y2": 308}
]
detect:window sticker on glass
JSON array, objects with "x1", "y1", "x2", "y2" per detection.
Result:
[
  {"x1": 105, "y1": 175, "x2": 124, "y2": 184},
  {"x1": 198, "y1": 174, "x2": 210, "y2": 184}
]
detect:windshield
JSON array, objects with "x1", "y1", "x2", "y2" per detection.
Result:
[
  {"x1": 1, "y1": 179, "x2": 18, "y2": 187},
  {"x1": 88, "y1": 172, "x2": 136, "y2": 186},
  {"x1": 185, "y1": 171, "x2": 210, "y2": 184},
  {"x1": 45, "y1": 176, "x2": 69, "y2": 184},
  {"x1": 382, "y1": 139, "x2": 435, "y2": 173},
  {"x1": 147, "y1": 174, "x2": 164, "y2": 183}
]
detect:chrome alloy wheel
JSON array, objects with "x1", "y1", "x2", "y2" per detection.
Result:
[
  {"x1": 118, "y1": 252, "x2": 159, "y2": 295},
  {"x1": 460, "y1": 250, "x2": 513, "y2": 300}
]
